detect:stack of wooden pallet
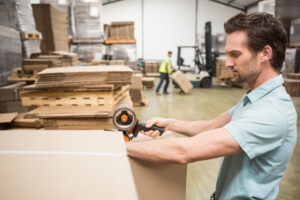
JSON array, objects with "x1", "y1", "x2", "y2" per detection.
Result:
[
  {"x1": 20, "y1": 65, "x2": 133, "y2": 129},
  {"x1": 130, "y1": 74, "x2": 148, "y2": 106}
]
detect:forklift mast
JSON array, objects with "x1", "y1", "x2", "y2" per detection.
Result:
[
  {"x1": 176, "y1": 21, "x2": 216, "y2": 76},
  {"x1": 205, "y1": 22, "x2": 216, "y2": 76}
]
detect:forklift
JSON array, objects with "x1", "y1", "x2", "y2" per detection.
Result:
[{"x1": 176, "y1": 22, "x2": 216, "y2": 88}]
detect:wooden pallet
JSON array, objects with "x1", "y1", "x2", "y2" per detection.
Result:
[
  {"x1": 7, "y1": 68, "x2": 36, "y2": 82},
  {"x1": 21, "y1": 32, "x2": 42, "y2": 40},
  {"x1": 21, "y1": 86, "x2": 130, "y2": 119},
  {"x1": 105, "y1": 39, "x2": 136, "y2": 44}
]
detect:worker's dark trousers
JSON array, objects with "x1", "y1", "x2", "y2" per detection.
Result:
[{"x1": 156, "y1": 73, "x2": 169, "y2": 93}]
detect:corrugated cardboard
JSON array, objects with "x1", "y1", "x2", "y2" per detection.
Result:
[
  {"x1": 171, "y1": 71, "x2": 193, "y2": 93},
  {"x1": 0, "y1": 130, "x2": 138, "y2": 200},
  {"x1": 0, "y1": 130, "x2": 187, "y2": 200},
  {"x1": 129, "y1": 158, "x2": 187, "y2": 200}
]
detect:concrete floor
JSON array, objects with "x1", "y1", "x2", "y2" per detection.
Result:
[{"x1": 134, "y1": 78, "x2": 300, "y2": 200}]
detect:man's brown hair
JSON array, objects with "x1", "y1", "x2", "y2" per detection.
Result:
[{"x1": 224, "y1": 12, "x2": 287, "y2": 72}]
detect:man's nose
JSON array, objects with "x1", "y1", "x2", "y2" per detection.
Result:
[{"x1": 225, "y1": 58, "x2": 234, "y2": 68}]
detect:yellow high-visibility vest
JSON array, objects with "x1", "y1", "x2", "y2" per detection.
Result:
[{"x1": 159, "y1": 57, "x2": 172, "y2": 74}]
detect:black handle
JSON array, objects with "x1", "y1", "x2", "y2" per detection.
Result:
[{"x1": 140, "y1": 123, "x2": 165, "y2": 136}]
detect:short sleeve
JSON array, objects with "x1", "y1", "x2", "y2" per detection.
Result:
[
  {"x1": 224, "y1": 107, "x2": 288, "y2": 159},
  {"x1": 228, "y1": 105, "x2": 237, "y2": 117}
]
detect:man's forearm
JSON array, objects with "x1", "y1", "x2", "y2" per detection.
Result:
[
  {"x1": 126, "y1": 137, "x2": 187, "y2": 164},
  {"x1": 168, "y1": 118, "x2": 215, "y2": 136}
]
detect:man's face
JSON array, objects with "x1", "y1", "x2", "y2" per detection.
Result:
[
  {"x1": 168, "y1": 53, "x2": 172, "y2": 58},
  {"x1": 225, "y1": 31, "x2": 261, "y2": 84}
]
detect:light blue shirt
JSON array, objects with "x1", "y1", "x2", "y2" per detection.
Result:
[{"x1": 216, "y1": 74, "x2": 297, "y2": 200}]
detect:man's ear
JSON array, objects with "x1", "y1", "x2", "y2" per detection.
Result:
[{"x1": 261, "y1": 45, "x2": 272, "y2": 63}]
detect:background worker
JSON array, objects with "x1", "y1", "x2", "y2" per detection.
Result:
[
  {"x1": 126, "y1": 12, "x2": 297, "y2": 200},
  {"x1": 156, "y1": 51, "x2": 175, "y2": 95}
]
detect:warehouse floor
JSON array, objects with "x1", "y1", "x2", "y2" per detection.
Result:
[{"x1": 134, "y1": 78, "x2": 300, "y2": 200}]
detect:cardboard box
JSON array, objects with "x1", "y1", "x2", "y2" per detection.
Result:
[
  {"x1": 171, "y1": 71, "x2": 193, "y2": 94},
  {"x1": 0, "y1": 130, "x2": 187, "y2": 200},
  {"x1": 0, "y1": 130, "x2": 138, "y2": 200},
  {"x1": 129, "y1": 158, "x2": 186, "y2": 200}
]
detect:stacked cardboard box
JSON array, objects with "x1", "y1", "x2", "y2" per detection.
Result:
[
  {"x1": 0, "y1": 82, "x2": 32, "y2": 113},
  {"x1": 0, "y1": 0, "x2": 41, "y2": 58},
  {"x1": 8, "y1": 53, "x2": 79, "y2": 82},
  {"x1": 216, "y1": 56, "x2": 233, "y2": 79},
  {"x1": 91, "y1": 60, "x2": 124, "y2": 65},
  {"x1": 32, "y1": 4, "x2": 69, "y2": 52},
  {"x1": 51, "y1": 51, "x2": 80, "y2": 66},
  {"x1": 0, "y1": 25, "x2": 22, "y2": 86},
  {"x1": 109, "y1": 22, "x2": 135, "y2": 40},
  {"x1": 145, "y1": 61, "x2": 160, "y2": 75},
  {"x1": 130, "y1": 74, "x2": 148, "y2": 106},
  {"x1": 20, "y1": 65, "x2": 133, "y2": 129}
]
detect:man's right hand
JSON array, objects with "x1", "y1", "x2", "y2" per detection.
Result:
[{"x1": 140, "y1": 117, "x2": 171, "y2": 138}]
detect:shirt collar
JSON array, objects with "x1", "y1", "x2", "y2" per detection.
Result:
[{"x1": 245, "y1": 74, "x2": 284, "y2": 104}]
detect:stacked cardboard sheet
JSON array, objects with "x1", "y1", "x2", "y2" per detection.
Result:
[
  {"x1": 32, "y1": 4, "x2": 69, "y2": 52},
  {"x1": 130, "y1": 74, "x2": 148, "y2": 106},
  {"x1": 9, "y1": 53, "x2": 79, "y2": 83},
  {"x1": 142, "y1": 77, "x2": 155, "y2": 89},
  {"x1": 36, "y1": 65, "x2": 133, "y2": 88},
  {"x1": 0, "y1": 82, "x2": 31, "y2": 113},
  {"x1": 145, "y1": 61, "x2": 160, "y2": 74},
  {"x1": 40, "y1": 0, "x2": 69, "y2": 13},
  {"x1": 22, "y1": 58, "x2": 63, "y2": 74},
  {"x1": 52, "y1": 51, "x2": 80, "y2": 66},
  {"x1": 20, "y1": 65, "x2": 133, "y2": 129},
  {"x1": 109, "y1": 22, "x2": 135, "y2": 40}
]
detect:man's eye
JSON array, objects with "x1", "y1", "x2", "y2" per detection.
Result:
[{"x1": 230, "y1": 53, "x2": 240, "y2": 58}]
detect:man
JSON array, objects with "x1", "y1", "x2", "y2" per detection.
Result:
[
  {"x1": 126, "y1": 12, "x2": 297, "y2": 199},
  {"x1": 156, "y1": 51, "x2": 174, "y2": 95}
]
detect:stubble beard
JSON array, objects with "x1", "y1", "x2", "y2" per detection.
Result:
[{"x1": 234, "y1": 69, "x2": 261, "y2": 84}]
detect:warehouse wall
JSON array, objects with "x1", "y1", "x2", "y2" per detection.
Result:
[{"x1": 103, "y1": 0, "x2": 240, "y2": 67}]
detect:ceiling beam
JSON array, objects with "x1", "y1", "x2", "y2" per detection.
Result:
[
  {"x1": 245, "y1": 0, "x2": 262, "y2": 12},
  {"x1": 103, "y1": 0, "x2": 124, "y2": 6},
  {"x1": 209, "y1": 0, "x2": 246, "y2": 12}
]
